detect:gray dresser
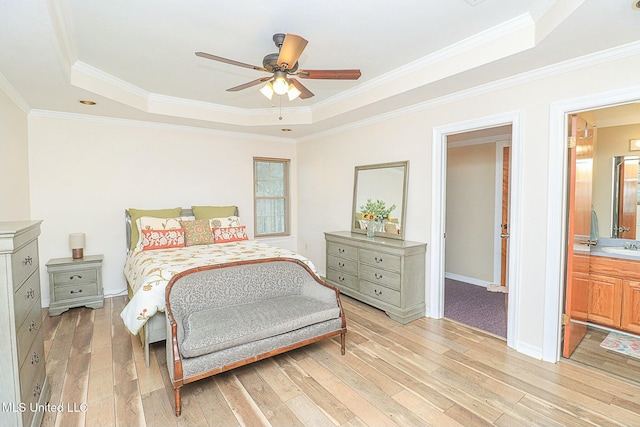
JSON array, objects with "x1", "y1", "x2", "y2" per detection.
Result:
[
  {"x1": 325, "y1": 231, "x2": 426, "y2": 323},
  {"x1": 0, "y1": 221, "x2": 50, "y2": 427}
]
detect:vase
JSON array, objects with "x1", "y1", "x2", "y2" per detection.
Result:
[{"x1": 366, "y1": 220, "x2": 375, "y2": 237}]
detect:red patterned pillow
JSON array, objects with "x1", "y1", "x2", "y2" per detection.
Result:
[
  {"x1": 141, "y1": 228, "x2": 185, "y2": 250},
  {"x1": 213, "y1": 226, "x2": 249, "y2": 243}
]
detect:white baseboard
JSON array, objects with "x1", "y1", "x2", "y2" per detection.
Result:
[{"x1": 444, "y1": 272, "x2": 492, "y2": 288}]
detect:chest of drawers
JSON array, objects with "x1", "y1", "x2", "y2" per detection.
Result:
[
  {"x1": 47, "y1": 255, "x2": 104, "y2": 316},
  {"x1": 325, "y1": 231, "x2": 426, "y2": 323},
  {"x1": 0, "y1": 221, "x2": 50, "y2": 427}
]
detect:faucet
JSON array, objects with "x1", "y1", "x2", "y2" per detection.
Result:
[{"x1": 624, "y1": 242, "x2": 640, "y2": 250}]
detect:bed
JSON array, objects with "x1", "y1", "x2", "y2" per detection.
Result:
[{"x1": 121, "y1": 207, "x2": 318, "y2": 366}]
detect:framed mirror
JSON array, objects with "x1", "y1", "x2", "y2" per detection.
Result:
[
  {"x1": 611, "y1": 155, "x2": 639, "y2": 239},
  {"x1": 351, "y1": 161, "x2": 409, "y2": 240}
]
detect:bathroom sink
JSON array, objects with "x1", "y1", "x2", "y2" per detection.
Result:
[{"x1": 599, "y1": 247, "x2": 640, "y2": 258}]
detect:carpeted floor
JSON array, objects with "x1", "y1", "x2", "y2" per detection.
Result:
[{"x1": 444, "y1": 278, "x2": 507, "y2": 338}]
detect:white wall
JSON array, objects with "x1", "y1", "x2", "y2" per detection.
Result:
[
  {"x1": 0, "y1": 87, "x2": 30, "y2": 220},
  {"x1": 445, "y1": 143, "x2": 496, "y2": 285},
  {"x1": 28, "y1": 114, "x2": 298, "y2": 305},
  {"x1": 297, "y1": 51, "x2": 640, "y2": 358}
]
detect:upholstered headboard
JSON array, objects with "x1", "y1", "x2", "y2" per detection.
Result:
[{"x1": 125, "y1": 207, "x2": 239, "y2": 252}]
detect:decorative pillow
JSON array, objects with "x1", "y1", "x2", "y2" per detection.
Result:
[
  {"x1": 141, "y1": 229, "x2": 185, "y2": 250},
  {"x1": 135, "y1": 216, "x2": 188, "y2": 250},
  {"x1": 213, "y1": 226, "x2": 249, "y2": 243},
  {"x1": 192, "y1": 205, "x2": 237, "y2": 220},
  {"x1": 181, "y1": 219, "x2": 215, "y2": 246},
  {"x1": 128, "y1": 207, "x2": 182, "y2": 251},
  {"x1": 209, "y1": 216, "x2": 241, "y2": 228}
]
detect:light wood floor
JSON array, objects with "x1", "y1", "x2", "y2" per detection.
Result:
[{"x1": 41, "y1": 295, "x2": 640, "y2": 427}]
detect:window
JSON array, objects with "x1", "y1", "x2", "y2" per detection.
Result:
[{"x1": 253, "y1": 157, "x2": 290, "y2": 237}]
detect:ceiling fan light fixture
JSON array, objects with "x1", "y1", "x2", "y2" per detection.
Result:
[
  {"x1": 287, "y1": 83, "x2": 301, "y2": 101},
  {"x1": 259, "y1": 82, "x2": 274, "y2": 100},
  {"x1": 272, "y1": 76, "x2": 289, "y2": 96}
]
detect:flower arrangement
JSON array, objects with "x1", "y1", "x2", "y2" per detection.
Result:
[{"x1": 360, "y1": 199, "x2": 396, "y2": 222}]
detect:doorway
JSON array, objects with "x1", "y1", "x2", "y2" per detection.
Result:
[
  {"x1": 561, "y1": 104, "x2": 640, "y2": 382},
  {"x1": 431, "y1": 111, "x2": 523, "y2": 350},
  {"x1": 443, "y1": 128, "x2": 511, "y2": 338}
]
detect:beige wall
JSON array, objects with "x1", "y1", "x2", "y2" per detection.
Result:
[
  {"x1": 0, "y1": 87, "x2": 30, "y2": 220},
  {"x1": 297, "y1": 52, "x2": 640, "y2": 358},
  {"x1": 592, "y1": 124, "x2": 640, "y2": 238},
  {"x1": 445, "y1": 143, "x2": 496, "y2": 284},
  {"x1": 28, "y1": 114, "x2": 298, "y2": 305}
]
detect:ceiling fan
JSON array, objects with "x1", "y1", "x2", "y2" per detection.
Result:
[{"x1": 195, "y1": 33, "x2": 361, "y2": 101}]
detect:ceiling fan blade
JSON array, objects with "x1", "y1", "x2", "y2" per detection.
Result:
[
  {"x1": 195, "y1": 52, "x2": 267, "y2": 72},
  {"x1": 297, "y1": 69, "x2": 362, "y2": 80},
  {"x1": 290, "y1": 78, "x2": 314, "y2": 99},
  {"x1": 277, "y1": 34, "x2": 308, "y2": 70},
  {"x1": 227, "y1": 77, "x2": 272, "y2": 92}
]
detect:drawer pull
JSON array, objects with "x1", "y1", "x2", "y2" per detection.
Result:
[
  {"x1": 23, "y1": 256, "x2": 33, "y2": 266},
  {"x1": 338, "y1": 248, "x2": 345, "y2": 254},
  {"x1": 375, "y1": 273, "x2": 383, "y2": 280},
  {"x1": 338, "y1": 262, "x2": 345, "y2": 267},
  {"x1": 70, "y1": 274, "x2": 83, "y2": 280},
  {"x1": 26, "y1": 288, "x2": 35, "y2": 299},
  {"x1": 31, "y1": 351, "x2": 40, "y2": 365},
  {"x1": 338, "y1": 276, "x2": 345, "y2": 282},
  {"x1": 374, "y1": 289, "x2": 383, "y2": 296},
  {"x1": 33, "y1": 382, "x2": 42, "y2": 397},
  {"x1": 70, "y1": 289, "x2": 83, "y2": 294},
  {"x1": 28, "y1": 320, "x2": 38, "y2": 332},
  {"x1": 374, "y1": 256, "x2": 383, "y2": 263}
]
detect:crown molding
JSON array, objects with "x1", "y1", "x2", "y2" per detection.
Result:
[{"x1": 0, "y1": 72, "x2": 30, "y2": 113}]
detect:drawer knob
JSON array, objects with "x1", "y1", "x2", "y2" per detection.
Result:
[
  {"x1": 31, "y1": 351, "x2": 40, "y2": 365},
  {"x1": 338, "y1": 276, "x2": 345, "y2": 282},
  {"x1": 375, "y1": 273, "x2": 383, "y2": 280},
  {"x1": 28, "y1": 320, "x2": 38, "y2": 332},
  {"x1": 338, "y1": 262, "x2": 345, "y2": 267},
  {"x1": 374, "y1": 256, "x2": 383, "y2": 263},
  {"x1": 33, "y1": 382, "x2": 41, "y2": 397},
  {"x1": 70, "y1": 274, "x2": 83, "y2": 280},
  {"x1": 23, "y1": 256, "x2": 33, "y2": 266},
  {"x1": 26, "y1": 288, "x2": 35, "y2": 299},
  {"x1": 374, "y1": 289, "x2": 383, "y2": 296},
  {"x1": 338, "y1": 248, "x2": 345, "y2": 253},
  {"x1": 70, "y1": 289, "x2": 83, "y2": 294}
]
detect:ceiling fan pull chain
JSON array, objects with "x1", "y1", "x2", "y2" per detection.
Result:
[{"x1": 279, "y1": 96, "x2": 283, "y2": 120}]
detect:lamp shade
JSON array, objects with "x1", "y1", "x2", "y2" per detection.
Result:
[{"x1": 69, "y1": 233, "x2": 86, "y2": 259}]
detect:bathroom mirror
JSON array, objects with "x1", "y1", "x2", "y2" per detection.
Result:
[
  {"x1": 611, "y1": 155, "x2": 639, "y2": 239},
  {"x1": 351, "y1": 161, "x2": 408, "y2": 240}
]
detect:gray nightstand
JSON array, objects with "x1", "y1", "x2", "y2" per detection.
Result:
[{"x1": 47, "y1": 254, "x2": 104, "y2": 316}]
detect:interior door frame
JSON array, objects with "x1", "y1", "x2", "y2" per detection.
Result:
[
  {"x1": 431, "y1": 111, "x2": 522, "y2": 350},
  {"x1": 544, "y1": 85, "x2": 640, "y2": 362}
]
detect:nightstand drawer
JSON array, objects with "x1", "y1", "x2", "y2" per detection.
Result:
[
  {"x1": 54, "y1": 282, "x2": 99, "y2": 301},
  {"x1": 52, "y1": 269, "x2": 98, "y2": 285},
  {"x1": 11, "y1": 239, "x2": 39, "y2": 290},
  {"x1": 360, "y1": 280, "x2": 401, "y2": 307},
  {"x1": 359, "y1": 249, "x2": 401, "y2": 272}
]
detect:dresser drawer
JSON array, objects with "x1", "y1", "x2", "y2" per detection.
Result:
[
  {"x1": 54, "y1": 282, "x2": 99, "y2": 301},
  {"x1": 327, "y1": 268, "x2": 358, "y2": 290},
  {"x1": 327, "y1": 241, "x2": 358, "y2": 260},
  {"x1": 360, "y1": 280, "x2": 401, "y2": 307},
  {"x1": 360, "y1": 264, "x2": 401, "y2": 291},
  {"x1": 52, "y1": 268, "x2": 98, "y2": 285},
  {"x1": 17, "y1": 302, "x2": 42, "y2": 367},
  {"x1": 359, "y1": 248, "x2": 401, "y2": 272},
  {"x1": 14, "y1": 269, "x2": 40, "y2": 330},
  {"x1": 11, "y1": 239, "x2": 39, "y2": 290},
  {"x1": 327, "y1": 255, "x2": 358, "y2": 275}
]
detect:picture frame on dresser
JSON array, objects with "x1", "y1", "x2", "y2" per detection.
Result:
[{"x1": 0, "y1": 221, "x2": 51, "y2": 427}]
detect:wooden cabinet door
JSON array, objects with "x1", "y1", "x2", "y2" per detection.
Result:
[
  {"x1": 588, "y1": 274, "x2": 622, "y2": 327},
  {"x1": 621, "y1": 280, "x2": 640, "y2": 334}
]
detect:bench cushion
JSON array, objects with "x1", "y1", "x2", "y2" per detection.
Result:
[{"x1": 179, "y1": 295, "x2": 340, "y2": 358}]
